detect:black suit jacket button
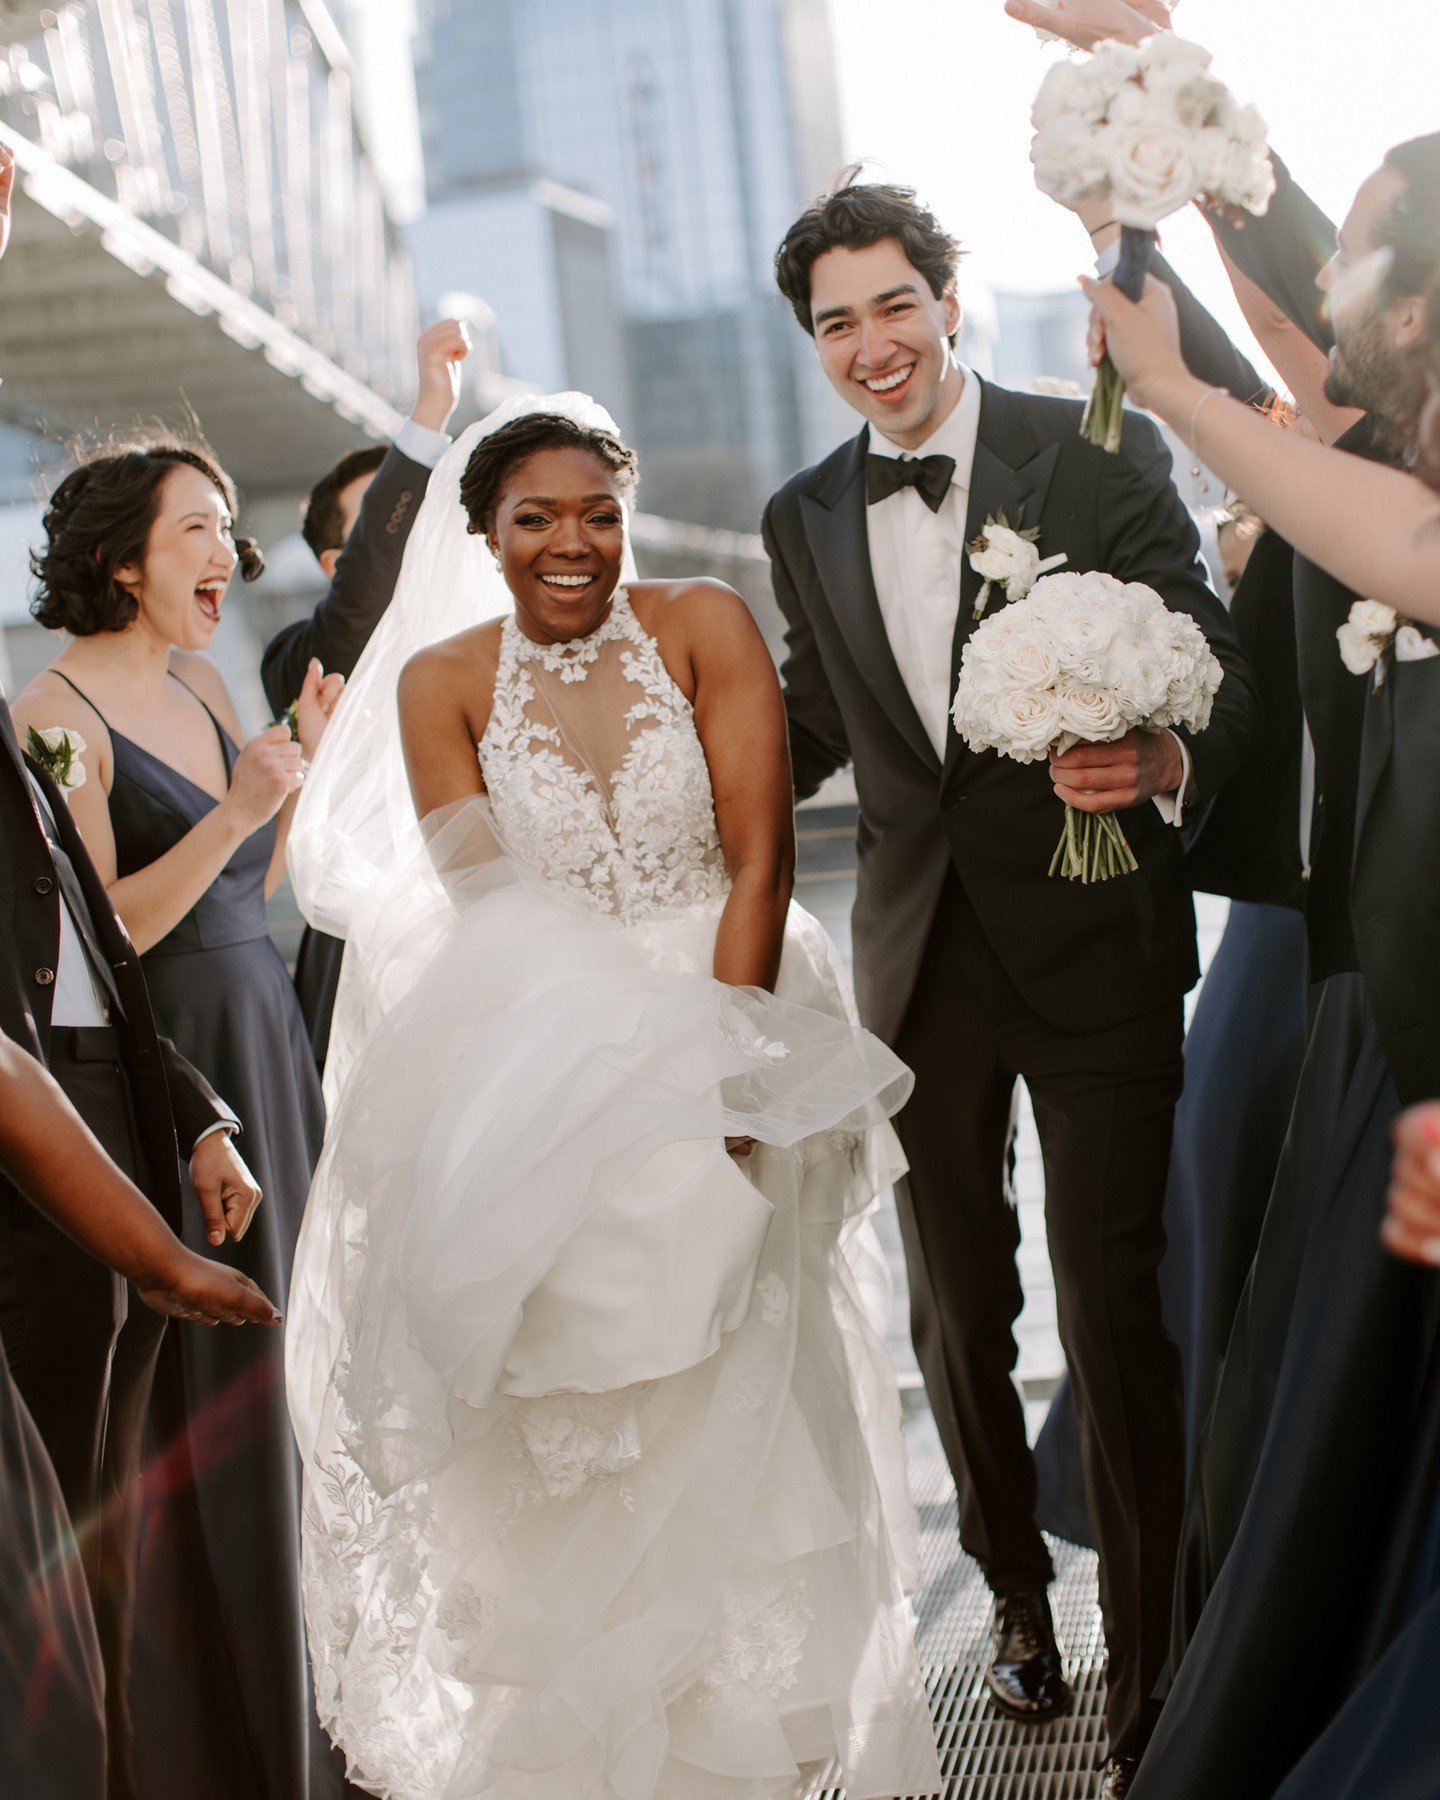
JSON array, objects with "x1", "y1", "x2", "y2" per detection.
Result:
[
  {"x1": 34, "y1": 876, "x2": 54, "y2": 895},
  {"x1": 941, "y1": 794, "x2": 964, "y2": 813},
  {"x1": 35, "y1": 967, "x2": 55, "y2": 986}
]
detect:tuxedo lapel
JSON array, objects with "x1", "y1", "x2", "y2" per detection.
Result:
[
  {"x1": 0, "y1": 697, "x2": 47, "y2": 837},
  {"x1": 800, "y1": 430, "x2": 941, "y2": 778},
  {"x1": 945, "y1": 418, "x2": 1060, "y2": 780}
]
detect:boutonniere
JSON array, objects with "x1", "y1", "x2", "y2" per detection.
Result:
[
  {"x1": 1337, "y1": 600, "x2": 1440, "y2": 690},
  {"x1": 26, "y1": 725, "x2": 88, "y2": 793},
  {"x1": 271, "y1": 700, "x2": 300, "y2": 740},
  {"x1": 968, "y1": 509, "x2": 1068, "y2": 621}
]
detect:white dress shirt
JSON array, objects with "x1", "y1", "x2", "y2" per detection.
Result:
[
  {"x1": 865, "y1": 363, "x2": 983, "y2": 761},
  {"x1": 393, "y1": 417, "x2": 452, "y2": 470}
]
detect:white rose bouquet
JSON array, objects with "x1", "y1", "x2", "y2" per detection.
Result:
[
  {"x1": 951, "y1": 570, "x2": 1223, "y2": 883},
  {"x1": 1029, "y1": 33, "x2": 1274, "y2": 451}
]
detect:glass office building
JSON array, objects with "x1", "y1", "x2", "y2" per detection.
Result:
[{"x1": 415, "y1": 0, "x2": 847, "y2": 527}]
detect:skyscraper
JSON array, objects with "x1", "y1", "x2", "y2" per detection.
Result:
[{"x1": 414, "y1": 0, "x2": 847, "y2": 528}]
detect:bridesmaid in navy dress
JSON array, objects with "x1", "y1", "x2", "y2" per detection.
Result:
[{"x1": 13, "y1": 438, "x2": 346, "y2": 1799}]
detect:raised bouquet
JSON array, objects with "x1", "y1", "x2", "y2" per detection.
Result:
[
  {"x1": 1029, "y1": 33, "x2": 1274, "y2": 451},
  {"x1": 950, "y1": 571, "x2": 1223, "y2": 883}
]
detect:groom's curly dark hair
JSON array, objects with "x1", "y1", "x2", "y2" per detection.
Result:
[
  {"x1": 460, "y1": 414, "x2": 639, "y2": 538},
  {"x1": 774, "y1": 166, "x2": 965, "y2": 340}
]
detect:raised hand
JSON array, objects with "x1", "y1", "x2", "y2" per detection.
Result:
[
  {"x1": 223, "y1": 722, "x2": 305, "y2": 832},
  {"x1": 1382, "y1": 1104, "x2": 1440, "y2": 1267},
  {"x1": 1003, "y1": 0, "x2": 1171, "y2": 51},
  {"x1": 411, "y1": 317, "x2": 473, "y2": 434},
  {"x1": 1079, "y1": 272, "x2": 1189, "y2": 411},
  {"x1": 137, "y1": 1248, "x2": 280, "y2": 1326},
  {"x1": 293, "y1": 656, "x2": 345, "y2": 762},
  {"x1": 189, "y1": 1130, "x2": 263, "y2": 1247},
  {"x1": 0, "y1": 140, "x2": 14, "y2": 261}
]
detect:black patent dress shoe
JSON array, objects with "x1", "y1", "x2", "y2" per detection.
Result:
[
  {"x1": 1101, "y1": 1754, "x2": 1141, "y2": 1798},
  {"x1": 984, "y1": 1588, "x2": 1073, "y2": 1721}
]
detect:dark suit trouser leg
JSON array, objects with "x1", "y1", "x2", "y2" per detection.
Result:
[
  {"x1": 0, "y1": 1032, "x2": 166, "y2": 1800},
  {"x1": 892, "y1": 881, "x2": 1055, "y2": 1594},
  {"x1": 892, "y1": 875, "x2": 1185, "y2": 1757},
  {"x1": 1023, "y1": 1025, "x2": 1185, "y2": 1760}
]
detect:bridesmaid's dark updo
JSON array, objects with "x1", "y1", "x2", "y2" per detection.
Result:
[
  {"x1": 459, "y1": 413, "x2": 639, "y2": 538},
  {"x1": 30, "y1": 435, "x2": 264, "y2": 636}
]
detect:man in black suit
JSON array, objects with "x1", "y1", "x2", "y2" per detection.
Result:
[
  {"x1": 764, "y1": 176, "x2": 1259, "y2": 1791},
  {"x1": 0, "y1": 692, "x2": 277, "y2": 1799},
  {"x1": 262, "y1": 318, "x2": 469, "y2": 1069}
]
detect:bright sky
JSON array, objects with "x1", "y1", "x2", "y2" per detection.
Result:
[
  {"x1": 348, "y1": 0, "x2": 1440, "y2": 395},
  {"x1": 828, "y1": 0, "x2": 1440, "y2": 383}
]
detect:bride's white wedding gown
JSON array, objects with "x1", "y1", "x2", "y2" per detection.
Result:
[{"x1": 287, "y1": 591, "x2": 942, "y2": 1799}]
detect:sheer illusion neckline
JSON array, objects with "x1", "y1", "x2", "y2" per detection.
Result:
[{"x1": 503, "y1": 588, "x2": 636, "y2": 682}]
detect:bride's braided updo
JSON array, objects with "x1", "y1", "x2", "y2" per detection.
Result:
[
  {"x1": 31, "y1": 433, "x2": 264, "y2": 636},
  {"x1": 459, "y1": 413, "x2": 639, "y2": 538}
]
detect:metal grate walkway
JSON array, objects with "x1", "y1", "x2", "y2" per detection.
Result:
[{"x1": 803, "y1": 1459, "x2": 1109, "y2": 1799}]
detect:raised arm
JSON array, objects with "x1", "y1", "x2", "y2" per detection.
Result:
[
  {"x1": 1086, "y1": 274, "x2": 1440, "y2": 623},
  {"x1": 261, "y1": 320, "x2": 470, "y2": 715}
]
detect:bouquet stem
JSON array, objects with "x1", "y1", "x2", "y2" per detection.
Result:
[
  {"x1": 1049, "y1": 807, "x2": 1140, "y2": 883},
  {"x1": 1081, "y1": 225, "x2": 1156, "y2": 454}
]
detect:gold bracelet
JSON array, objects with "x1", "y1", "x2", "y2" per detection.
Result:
[{"x1": 1187, "y1": 386, "x2": 1224, "y2": 494}]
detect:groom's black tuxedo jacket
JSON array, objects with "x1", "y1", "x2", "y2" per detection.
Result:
[
  {"x1": 0, "y1": 698, "x2": 234, "y2": 1225},
  {"x1": 1210, "y1": 157, "x2": 1440, "y2": 1105},
  {"x1": 764, "y1": 378, "x2": 1261, "y2": 1045}
]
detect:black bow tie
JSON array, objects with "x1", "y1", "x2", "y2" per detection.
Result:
[{"x1": 865, "y1": 451, "x2": 956, "y2": 514}]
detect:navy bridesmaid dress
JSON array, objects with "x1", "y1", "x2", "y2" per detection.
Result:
[{"x1": 56, "y1": 672, "x2": 339, "y2": 1799}]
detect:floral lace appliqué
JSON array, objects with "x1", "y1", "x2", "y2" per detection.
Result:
[
  {"x1": 477, "y1": 591, "x2": 731, "y2": 922},
  {"x1": 693, "y1": 1578, "x2": 815, "y2": 1715}
]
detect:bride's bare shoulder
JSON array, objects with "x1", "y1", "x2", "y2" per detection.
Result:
[
  {"x1": 628, "y1": 578, "x2": 759, "y2": 650},
  {"x1": 401, "y1": 618, "x2": 506, "y2": 686}
]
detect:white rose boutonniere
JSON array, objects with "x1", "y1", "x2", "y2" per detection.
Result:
[
  {"x1": 1337, "y1": 601, "x2": 1440, "y2": 687},
  {"x1": 26, "y1": 725, "x2": 88, "y2": 793},
  {"x1": 968, "y1": 510, "x2": 1068, "y2": 621}
]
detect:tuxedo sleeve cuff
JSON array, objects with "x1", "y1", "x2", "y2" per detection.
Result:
[
  {"x1": 1151, "y1": 731, "x2": 1192, "y2": 827},
  {"x1": 394, "y1": 418, "x2": 452, "y2": 469},
  {"x1": 191, "y1": 1121, "x2": 238, "y2": 1153}
]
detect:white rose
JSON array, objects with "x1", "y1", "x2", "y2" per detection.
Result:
[
  {"x1": 1046, "y1": 600, "x2": 1118, "y2": 661},
  {"x1": 1216, "y1": 133, "x2": 1276, "y2": 215},
  {"x1": 29, "y1": 725, "x2": 89, "y2": 793},
  {"x1": 1138, "y1": 34, "x2": 1215, "y2": 88},
  {"x1": 971, "y1": 526, "x2": 1045, "y2": 603},
  {"x1": 1337, "y1": 599, "x2": 1398, "y2": 675},
  {"x1": 1056, "y1": 684, "x2": 1126, "y2": 744},
  {"x1": 1106, "y1": 117, "x2": 1200, "y2": 228},
  {"x1": 998, "y1": 630, "x2": 1061, "y2": 689},
  {"x1": 989, "y1": 689, "x2": 1064, "y2": 763},
  {"x1": 1032, "y1": 116, "x2": 1113, "y2": 207}
]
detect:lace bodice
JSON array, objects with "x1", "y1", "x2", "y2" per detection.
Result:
[{"x1": 477, "y1": 591, "x2": 730, "y2": 921}]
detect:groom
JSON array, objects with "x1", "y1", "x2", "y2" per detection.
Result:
[{"x1": 763, "y1": 174, "x2": 1259, "y2": 1787}]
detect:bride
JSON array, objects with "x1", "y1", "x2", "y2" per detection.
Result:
[{"x1": 284, "y1": 394, "x2": 942, "y2": 1800}]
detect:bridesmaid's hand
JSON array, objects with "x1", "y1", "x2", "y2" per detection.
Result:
[
  {"x1": 137, "y1": 1249, "x2": 280, "y2": 1327},
  {"x1": 190, "y1": 1131, "x2": 263, "y2": 1246},
  {"x1": 294, "y1": 657, "x2": 345, "y2": 763},
  {"x1": 224, "y1": 724, "x2": 304, "y2": 832}
]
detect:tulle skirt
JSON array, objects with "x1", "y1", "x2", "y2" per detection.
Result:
[{"x1": 286, "y1": 875, "x2": 940, "y2": 1800}]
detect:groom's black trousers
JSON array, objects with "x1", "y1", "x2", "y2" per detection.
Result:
[{"x1": 891, "y1": 867, "x2": 1186, "y2": 1760}]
